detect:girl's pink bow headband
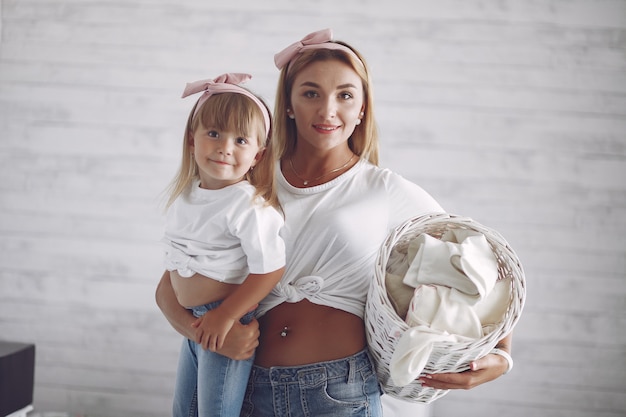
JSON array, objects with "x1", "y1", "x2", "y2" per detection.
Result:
[
  {"x1": 274, "y1": 28, "x2": 364, "y2": 72},
  {"x1": 181, "y1": 73, "x2": 270, "y2": 137}
]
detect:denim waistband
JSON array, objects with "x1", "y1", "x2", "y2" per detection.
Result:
[
  {"x1": 191, "y1": 300, "x2": 255, "y2": 324},
  {"x1": 249, "y1": 349, "x2": 374, "y2": 384},
  {"x1": 190, "y1": 299, "x2": 222, "y2": 317}
]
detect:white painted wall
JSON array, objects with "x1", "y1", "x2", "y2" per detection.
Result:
[{"x1": 0, "y1": 1, "x2": 624, "y2": 416}]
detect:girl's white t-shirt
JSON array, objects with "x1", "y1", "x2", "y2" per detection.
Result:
[
  {"x1": 257, "y1": 159, "x2": 444, "y2": 318},
  {"x1": 162, "y1": 180, "x2": 285, "y2": 284}
]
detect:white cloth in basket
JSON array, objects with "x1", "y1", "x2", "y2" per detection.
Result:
[
  {"x1": 389, "y1": 230, "x2": 502, "y2": 386},
  {"x1": 404, "y1": 229, "x2": 498, "y2": 304}
]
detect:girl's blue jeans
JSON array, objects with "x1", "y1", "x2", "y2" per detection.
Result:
[{"x1": 172, "y1": 301, "x2": 255, "y2": 417}]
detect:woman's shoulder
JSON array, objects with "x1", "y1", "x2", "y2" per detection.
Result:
[
  {"x1": 356, "y1": 159, "x2": 413, "y2": 186},
  {"x1": 357, "y1": 160, "x2": 444, "y2": 211}
]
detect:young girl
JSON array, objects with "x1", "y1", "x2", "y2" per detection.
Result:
[{"x1": 161, "y1": 73, "x2": 285, "y2": 417}]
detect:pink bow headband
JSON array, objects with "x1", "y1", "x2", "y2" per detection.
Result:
[
  {"x1": 274, "y1": 28, "x2": 363, "y2": 72},
  {"x1": 182, "y1": 73, "x2": 270, "y2": 137}
]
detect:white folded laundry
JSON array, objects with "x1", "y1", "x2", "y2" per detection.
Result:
[
  {"x1": 406, "y1": 285, "x2": 483, "y2": 339},
  {"x1": 390, "y1": 325, "x2": 463, "y2": 386},
  {"x1": 473, "y1": 277, "x2": 511, "y2": 326},
  {"x1": 390, "y1": 281, "x2": 511, "y2": 386},
  {"x1": 385, "y1": 271, "x2": 414, "y2": 319},
  {"x1": 389, "y1": 229, "x2": 506, "y2": 387},
  {"x1": 403, "y1": 230, "x2": 498, "y2": 304},
  {"x1": 443, "y1": 229, "x2": 499, "y2": 301}
]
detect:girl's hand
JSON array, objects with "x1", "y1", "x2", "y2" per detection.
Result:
[
  {"x1": 214, "y1": 318, "x2": 260, "y2": 360},
  {"x1": 192, "y1": 309, "x2": 236, "y2": 351}
]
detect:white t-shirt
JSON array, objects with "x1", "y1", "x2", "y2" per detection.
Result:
[
  {"x1": 257, "y1": 159, "x2": 444, "y2": 318},
  {"x1": 162, "y1": 180, "x2": 285, "y2": 284}
]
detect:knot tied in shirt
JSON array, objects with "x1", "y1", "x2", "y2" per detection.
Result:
[
  {"x1": 279, "y1": 275, "x2": 324, "y2": 302},
  {"x1": 163, "y1": 244, "x2": 195, "y2": 278}
]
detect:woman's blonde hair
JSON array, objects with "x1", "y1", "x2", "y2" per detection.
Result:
[
  {"x1": 164, "y1": 92, "x2": 279, "y2": 211},
  {"x1": 273, "y1": 40, "x2": 379, "y2": 164}
]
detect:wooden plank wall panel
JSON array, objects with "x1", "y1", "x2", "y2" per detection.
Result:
[{"x1": 0, "y1": 1, "x2": 624, "y2": 416}]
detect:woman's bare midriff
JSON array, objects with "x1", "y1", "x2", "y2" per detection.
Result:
[
  {"x1": 169, "y1": 270, "x2": 238, "y2": 308},
  {"x1": 254, "y1": 299, "x2": 367, "y2": 367}
]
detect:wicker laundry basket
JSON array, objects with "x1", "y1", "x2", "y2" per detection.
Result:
[{"x1": 365, "y1": 213, "x2": 526, "y2": 403}]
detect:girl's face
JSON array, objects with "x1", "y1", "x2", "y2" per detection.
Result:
[
  {"x1": 190, "y1": 124, "x2": 263, "y2": 189},
  {"x1": 289, "y1": 59, "x2": 364, "y2": 153}
]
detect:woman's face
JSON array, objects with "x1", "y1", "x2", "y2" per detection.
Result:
[{"x1": 289, "y1": 59, "x2": 364, "y2": 153}]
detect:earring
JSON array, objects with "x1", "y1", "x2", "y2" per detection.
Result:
[
  {"x1": 355, "y1": 111, "x2": 364, "y2": 125},
  {"x1": 287, "y1": 109, "x2": 295, "y2": 119}
]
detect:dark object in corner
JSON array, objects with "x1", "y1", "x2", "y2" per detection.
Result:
[{"x1": 0, "y1": 341, "x2": 35, "y2": 417}]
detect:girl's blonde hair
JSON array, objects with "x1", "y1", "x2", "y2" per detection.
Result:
[
  {"x1": 273, "y1": 40, "x2": 379, "y2": 164},
  {"x1": 164, "y1": 92, "x2": 279, "y2": 211}
]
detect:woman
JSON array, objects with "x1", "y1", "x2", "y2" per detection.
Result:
[{"x1": 156, "y1": 29, "x2": 512, "y2": 417}]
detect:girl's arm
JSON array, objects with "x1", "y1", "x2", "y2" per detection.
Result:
[
  {"x1": 193, "y1": 267, "x2": 285, "y2": 352},
  {"x1": 418, "y1": 333, "x2": 514, "y2": 389}
]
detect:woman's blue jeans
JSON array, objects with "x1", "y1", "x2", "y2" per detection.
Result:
[
  {"x1": 240, "y1": 348, "x2": 383, "y2": 417},
  {"x1": 172, "y1": 301, "x2": 255, "y2": 417}
]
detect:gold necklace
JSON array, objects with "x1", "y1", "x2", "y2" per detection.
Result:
[{"x1": 289, "y1": 154, "x2": 356, "y2": 186}]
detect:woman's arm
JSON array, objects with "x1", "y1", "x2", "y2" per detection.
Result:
[
  {"x1": 155, "y1": 270, "x2": 198, "y2": 340},
  {"x1": 418, "y1": 333, "x2": 513, "y2": 390},
  {"x1": 155, "y1": 270, "x2": 260, "y2": 360}
]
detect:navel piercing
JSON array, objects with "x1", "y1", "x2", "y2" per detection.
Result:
[{"x1": 280, "y1": 326, "x2": 289, "y2": 337}]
